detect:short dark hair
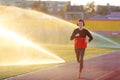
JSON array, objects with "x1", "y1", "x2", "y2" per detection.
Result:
[{"x1": 77, "y1": 19, "x2": 85, "y2": 26}]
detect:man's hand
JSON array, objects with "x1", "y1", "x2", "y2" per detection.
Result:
[{"x1": 75, "y1": 33, "x2": 80, "y2": 37}]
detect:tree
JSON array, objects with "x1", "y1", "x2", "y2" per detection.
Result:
[
  {"x1": 31, "y1": 1, "x2": 41, "y2": 11},
  {"x1": 31, "y1": 1, "x2": 47, "y2": 13},
  {"x1": 83, "y1": 1, "x2": 96, "y2": 17},
  {"x1": 60, "y1": 2, "x2": 69, "y2": 17}
]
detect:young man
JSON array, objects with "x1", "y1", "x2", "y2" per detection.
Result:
[{"x1": 70, "y1": 19, "x2": 93, "y2": 79}]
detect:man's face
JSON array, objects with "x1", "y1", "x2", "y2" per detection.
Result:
[{"x1": 78, "y1": 22, "x2": 84, "y2": 28}]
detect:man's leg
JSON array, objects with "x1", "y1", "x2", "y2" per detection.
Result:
[
  {"x1": 75, "y1": 48, "x2": 81, "y2": 63},
  {"x1": 77, "y1": 48, "x2": 85, "y2": 79},
  {"x1": 79, "y1": 48, "x2": 85, "y2": 73}
]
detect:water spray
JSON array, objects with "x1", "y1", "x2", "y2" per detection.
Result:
[{"x1": 0, "y1": 25, "x2": 65, "y2": 65}]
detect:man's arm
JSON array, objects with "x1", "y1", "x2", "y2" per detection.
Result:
[
  {"x1": 87, "y1": 30, "x2": 93, "y2": 42},
  {"x1": 70, "y1": 30, "x2": 75, "y2": 40}
]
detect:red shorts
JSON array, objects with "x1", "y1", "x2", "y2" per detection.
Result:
[{"x1": 74, "y1": 38, "x2": 87, "y2": 48}]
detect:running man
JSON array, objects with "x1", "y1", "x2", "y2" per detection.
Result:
[{"x1": 70, "y1": 19, "x2": 93, "y2": 79}]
